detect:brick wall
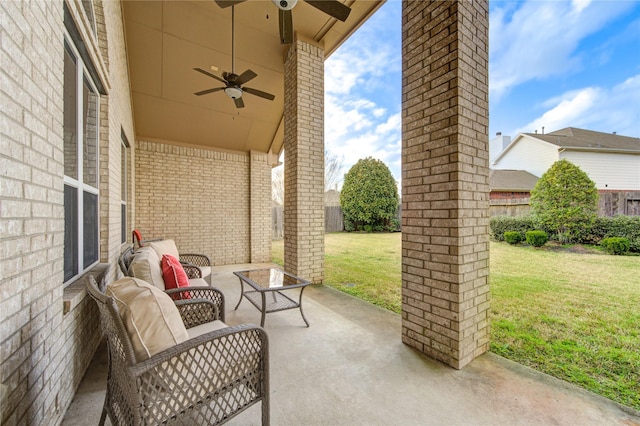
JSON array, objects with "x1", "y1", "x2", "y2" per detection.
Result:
[
  {"x1": 401, "y1": 0, "x2": 490, "y2": 369},
  {"x1": 1, "y1": 1, "x2": 66, "y2": 423},
  {"x1": 283, "y1": 39, "x2": 325, "y2": 283},
  {"x1": 250, "y1": 151, "x2": 273, "y2": 263},
  {"x1": 1, "y1": 0, "x2": 135, "y2": 423},
  {"x1": 135, "y1": 141, "x2": 269, "y2": 265}
]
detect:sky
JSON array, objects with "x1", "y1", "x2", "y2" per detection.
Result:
[{"x1": 323, "y1": 0, "x2": 640, "y2": 190}]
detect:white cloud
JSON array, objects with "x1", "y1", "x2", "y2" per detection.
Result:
[
  {"x1": 322, "y1": 1, "x2": 402, "y2": 191},
  {"x1": 375, "y1": 113, "x2": 401, "y2": 135},
  {"x1": 513, "y1": 74, "x2": 640, "y2": 137},
  {"x1": 490, "y1": 0, "x2": 634, "y2": 100}
]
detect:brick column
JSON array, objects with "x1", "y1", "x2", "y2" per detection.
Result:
[
  {"x1": 401, "y1": 0, "x2": 490, "y2": 369},
  {"x1": 250, "y1": 150, "x2": 272, "y2": 263},
  {"x1": 283, "y1": 39, "x2": 325, "y2": 283}
]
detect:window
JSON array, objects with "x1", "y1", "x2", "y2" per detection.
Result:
[
  {"x1": 81, "y1": 0, "x2": 96, "y2": 35},
  {"x1": 63, "y1": 39, "x2": 100, "y2": 284},
  {"x1": 121, "y1": 132, "x2": 130, "y2": 244}
]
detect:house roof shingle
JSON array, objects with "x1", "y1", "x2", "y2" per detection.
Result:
[
  {"x1": 523, "y1": 127, "x2": 640, "y2": 152},
  {"x1": 489, "y1": 169, "x2": 539, "y2": 192}
]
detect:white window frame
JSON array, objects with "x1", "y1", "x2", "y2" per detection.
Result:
[
  {"x1": 63, "y1": 32, "x2": 100, "y2": 285},
  {"x1": 121, "y1": 133, "x2": 130, "y2": 244}
]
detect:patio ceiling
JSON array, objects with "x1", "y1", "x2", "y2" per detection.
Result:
[{"x1": 122, "y1": 0, "x2": 383, "y2": 156}]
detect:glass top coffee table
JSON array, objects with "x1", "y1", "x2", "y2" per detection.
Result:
[{"x1": 233, "y1": 268, "x2": 311, "y2": 327}]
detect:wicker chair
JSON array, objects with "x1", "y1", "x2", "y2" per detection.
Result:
[
  {"x1": 131, "y1": 230, "x2": 213, "y2": 284},
  {"x1": 119, "y1": 245, "x2": 211, "y2": 284},
  {"x1": 87, "y1": 275, "x2": 269, "y2": 425}
]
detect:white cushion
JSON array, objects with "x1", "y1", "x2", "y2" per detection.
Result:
[
  {"x1": 199, "y1": 266, "x2": 212, "y2": 279},
  {"x1": 188, "y1": 278, "x2": 209, "y2": 287},
  {"x1": 186, "y1": 320, "x2": 228, "y2": 339},
  {"x1": 106, "y1": 277, "x2": 188, "y2": 362},
  {"x1": 149, "y1": 239, "x2": 180, "y2": 260},
  {"x1": 128, "y1": 246, "x2": 164, "y2": 289}
]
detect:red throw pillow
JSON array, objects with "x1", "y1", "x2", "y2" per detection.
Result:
[{"x1": 161, "y1": 254, "x2": 191, "y2": 299}]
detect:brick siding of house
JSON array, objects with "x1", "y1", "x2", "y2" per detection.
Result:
[
  {"x1": 283, "y1": 39, "x2": 325, "y2": 283},
  {"x1": 2, "y1": 0, "x2": 135, "y2": 423},
  {"x1": 134, "y1": 141, "x2": 271, "y2": 265},
  {"x1": 401, "y1": 0, "x2": 490, "y2": 369}
]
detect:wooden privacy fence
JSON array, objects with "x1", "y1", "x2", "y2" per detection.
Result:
[{"x1": 272, "y1": 206, "x2": 401, "y2": 239}]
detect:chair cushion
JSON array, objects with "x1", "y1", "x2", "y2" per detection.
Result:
[
  {"x1": 186, "y1": 320, "x2": 228, "y2": 339},
  {"x1": 106, "y1": 277, "x2": 189, "y2": 362},
  {"x1": 149, "y1": 239, "x2": 180, "y2": 260},
  {"x1": 187, "y1": 278, "x2": 209, "y2": 287},
  {"x1": 128, "y1": 246, "x2": 164, "y2": 289},
  {"x1": 161, "y1": 254, "x2": 191, "y2": 299},
  {"x1": 199, "y1": 266, "x2": 212, "y2": 279}
]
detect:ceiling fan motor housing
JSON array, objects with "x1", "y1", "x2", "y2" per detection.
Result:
[{"x1": 272, "y1": 0, "x2": 298, "y2": 11}]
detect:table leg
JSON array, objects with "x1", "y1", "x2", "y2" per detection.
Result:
[
  {"x1": 298, "y1": 286, "x2": 310, "y2": 327},
  {"x1": 260, "y1": 291, "x2": 266, "y2": 327},
  {"x1": 234, "y1": 278, "x2": 245, "y2": 310}
]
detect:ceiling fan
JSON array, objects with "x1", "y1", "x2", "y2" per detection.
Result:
[
  {"x1": 215, "y1": 0, "x2": 352, "y2": 44},
  {"x1": 193, "y1": 4, "x2": 275, "y2": 108}
]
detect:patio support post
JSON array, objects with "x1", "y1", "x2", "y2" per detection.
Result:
[
  {"x1": 283, "y1": 39, "x2": 325, "y2": 283},
  {"x1": 250, "y1": 150, "x2": 272, "y2": 263},
  {"x1": 401, "y1": 0, "x2": 490, "y2": 369}
]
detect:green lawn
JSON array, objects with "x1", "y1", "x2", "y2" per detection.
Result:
[{"x1": 271, "y1": 233, "x2": 640, "y2": 410}]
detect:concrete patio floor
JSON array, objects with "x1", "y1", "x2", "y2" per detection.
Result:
[{"x1": 62, "y1": 263, "x2": 640, "y2": 425}]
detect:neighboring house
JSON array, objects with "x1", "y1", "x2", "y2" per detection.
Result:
[
  {"x1": 489, "y1": 170, "x2": 538, "y2": 217},
  {"x1": 492, "y1": 127, "x2": 640, "y2": 216}
]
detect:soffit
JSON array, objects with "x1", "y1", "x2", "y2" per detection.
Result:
[{"x1": 123, "y1": 0, "x2": 383, "y2": 157}]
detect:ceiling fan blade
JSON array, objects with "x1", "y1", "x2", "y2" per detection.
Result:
[
  {"x1": 306, "y1": 0, "x2": 351, "y2": 22},
  {"x1": 214, "y1": 0, "x2": 247, "y2": 8},
  {"x1": 194, "y1": 87, "x2": 225, "y2": 96},
  {"x1": 235, "y1": 69, "x2": 258, "y2": 85},
  {"x1": 234, "y1": 96, "x2": 245, "y2": 108},
  {"x1": 243, "y1": 87, "x2": 276, "y2": 101},
  {"x1": 279, "y1": 9, "x2": 293, "y2": 44},
  {"x1": 193, "y1": 68, "x2": 226, "y2": 84}
]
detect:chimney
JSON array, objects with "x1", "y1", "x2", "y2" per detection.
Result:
[{"x1": 542, "y1": 126, "x2": 545, "y2": 135}]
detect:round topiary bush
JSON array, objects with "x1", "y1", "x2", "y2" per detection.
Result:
[
  {"x1": 340, "y1": 157, "x2": 399, "y2": 232},
  {"x1": 600, "y1": 237, "x2": 630, "y2": 255},
  {"x1": 526, "y1": 230, "x2": 548, "y2": 247},
  {"x1": 504, "y1": 231, "x2": 522, "y2": 245}
]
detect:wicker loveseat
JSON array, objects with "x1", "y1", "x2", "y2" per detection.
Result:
[
  {"x1": 119, "y1": 240, "x2": 212, "y2": 290},
  {"x1": 120, "y1": 239, "x2": 212, "y2": 285},
  {"x1": 87, "y1": 274, "x2": 269, "y2": 425}
]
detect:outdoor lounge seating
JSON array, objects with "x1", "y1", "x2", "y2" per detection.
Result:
[
  {"x1": 86, "y1": 274, "x2": 269, "y2": 425},
  {"x1": 119, "y1": 239, "x2": 212, "y2": 286},
  {"x1": 131, "y1": 231, "x2": 213, "y2": 284}
]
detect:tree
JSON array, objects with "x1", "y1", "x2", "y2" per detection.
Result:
[
  {"x1": 340, "y1": 157, "x2": 399, "y2": 231},
  {"x1": 325, "y1": 149, "x2": 344, "y2": 191},
  {"x1": 272, "y1": 150, "x2": 344, "y2": 204},
  {"x1": 271, "y1": 165, "x2": 284, "y2": 205},
  {"x1": 530, "y1": 159, "x2": 598, "y2": 243}
]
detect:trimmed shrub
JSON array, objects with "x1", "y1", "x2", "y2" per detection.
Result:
[
  {"x1": 341, "y1": 157, "x2": 399, "y2": 232},
  {"x1": 530, "y1": 159, "x2": 598, "y2": 243},
  {"x1": 581, "y1": 216, "x2": 640, "y2": 252},
  {"x1": 601, "y1": 237, "x2": 630, "y2": 255},
  {"x1": 526, "y1": 230, "x2": 548, "y2": 247},
  {"x1": 490, "y1": 216, "x2": 537, "y2": 241},
  {"x1": 504, "y1": 231, "x2": 522, "y2": 245}
]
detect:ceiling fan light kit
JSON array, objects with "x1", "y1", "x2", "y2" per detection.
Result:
[
  {"x1": 272, "y1": 0, "x2": 298, "y2": 11},
  {"x1": 224, "y1": 86, "x2": 243, "y2": 99},
  {"x1": 193, "y1": 3, "x2": 275, "y2": 109},
  {"x1": 214, "y1": 0, "x2": 351, "y2": 45}
]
